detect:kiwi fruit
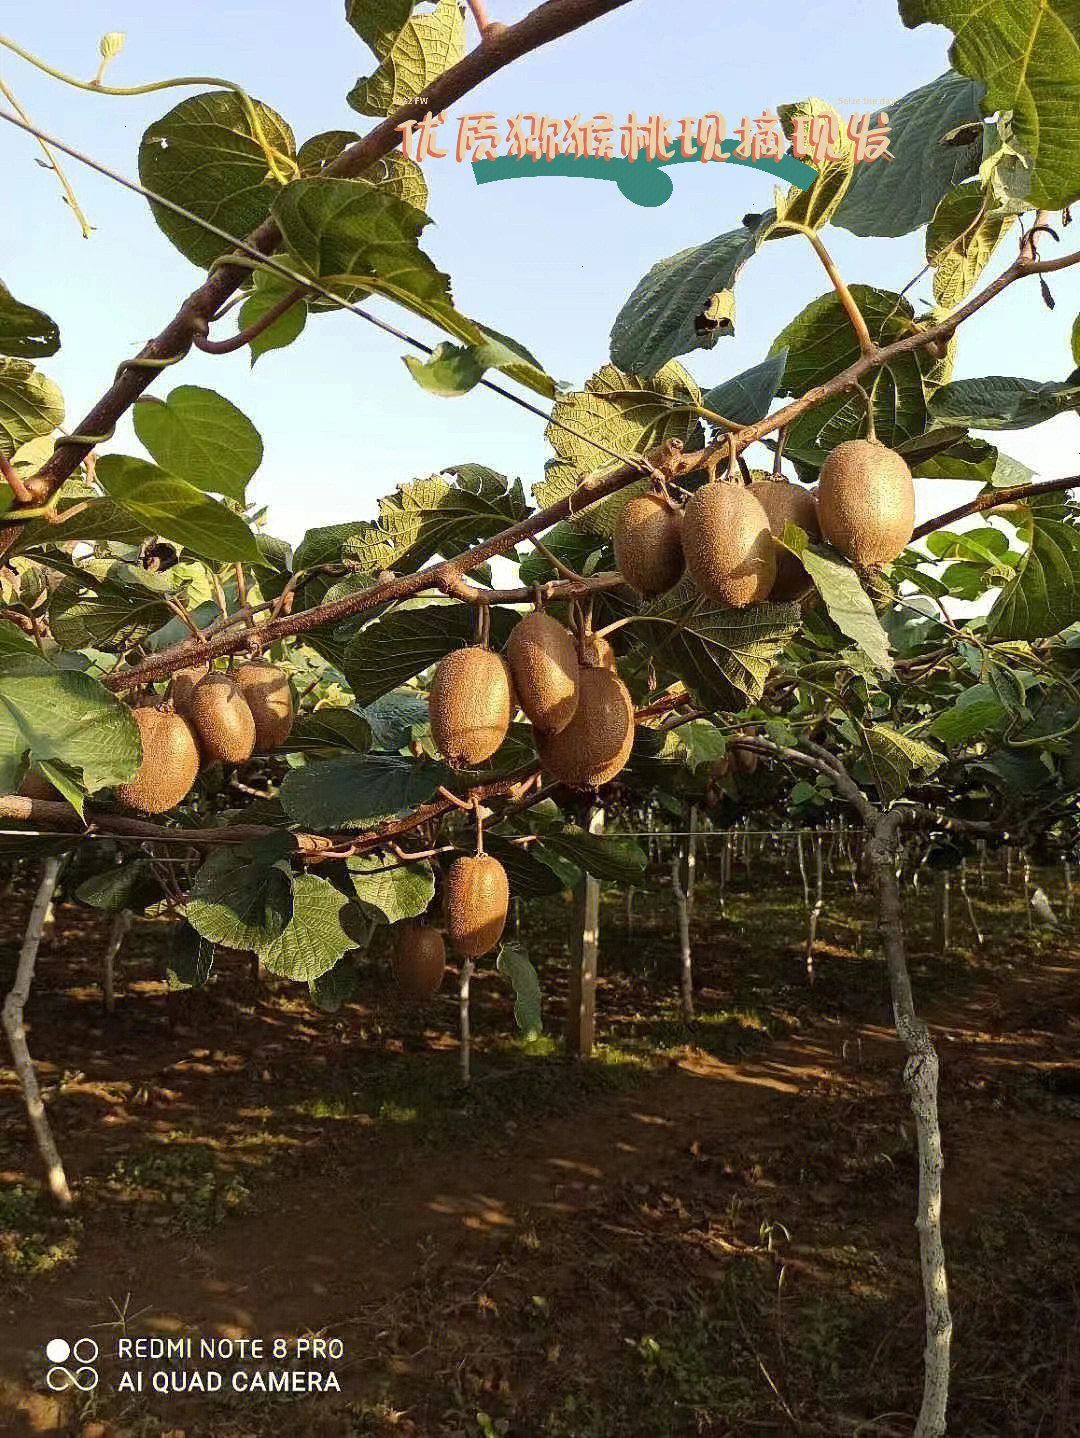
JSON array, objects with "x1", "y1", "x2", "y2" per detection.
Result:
[
  {"x1": 233, "y1": 662, "x2": 294, "y2": 750},
  {"x1": 18, "y1": 768, "x2": 63, "y2": 802},
  {"x1": 681, "y1": 482, "x2": 777, "y2": 606},
  {"x1": 116, "y1": 706, "x2": 200, "y2": 813},
  {"x1": 168, "y1": 663, "x2": 209, "y2": 717},
  {"x1": 748, "y1": 479, "x2": 820, "y2": 601},
  {"x1": 444, "y1": 854, "x2": 510, "y2": 958},
  {"x1": 732, "y1": 744, "x2": 759, "y2": 775},
  {"x1": 391, "y1": 924, "x2": 446, "y2": 1002},
  {"x1": 429, "y1": 647, "x2": 512, "y2": 767},
  {"x1": 614, "y1": 492, "x2": 685, "y2": 596},
  {"x1": 505, "y1": 612, "x2": 579, "y2": 735},
  {"x1": 188, "y1": 672, "x2": 257, "y2": 764},
  {"x1": 578, "y1": 631, "x2": 616, "y2": 671},
  {"x1": 536, "y1": 666, "x2": 634, "y2": 789},
  {"x1": 816, "y1": 439, "x2": 915, "y2": 566}
]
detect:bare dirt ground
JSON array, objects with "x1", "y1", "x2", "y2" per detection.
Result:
[{"x1": 0, "y1": 848, "x2": 1078, "y2": 1436}]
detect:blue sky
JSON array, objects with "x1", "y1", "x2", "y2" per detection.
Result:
[{"x1": 2, "y1": 0, "x2": 1078, "y2": 544}]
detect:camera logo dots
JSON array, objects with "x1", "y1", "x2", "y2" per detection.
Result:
[{"x1": 45, "y1": 1337, "x2": 99, "y2": 1392}]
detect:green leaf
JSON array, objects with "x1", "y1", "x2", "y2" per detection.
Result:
[
  {"x1": 346, "y1": 851, "x2": 435, "y2": 922},
  {"x1": 279, "y1": 753, "x2": 448, "y2": 829},
  {"x1": 0, "y1": 659, "x2": 140, "y2": 796},
  {"x1": 342, "y1": 601, "x2": 516, "y2": 706},
  {"x1": 833, "y1": 72, "x2": 985, "y2": 236},
  {"x1": 987, "y1": 511, "x2": 1080, "y2": 639},
  {"x1": 347, "y1": 0, "x2": 465, "y2": 117},
  {"x1": 288, "y1": 707, "x2": 373, "y2": 756},
  {"x1": 76, "y1": 854, "x2": 158, "y2": 913},
  {"x1": 0, "y1": 281, "x2": 60, "y2": 359},
  {"x1": 497, "y1": 942, "x2": 542, "y2": 1037},
  {"x1": 1072, "y1": 312, "x2": 1080, "y2": 367},
  {"x1": 926, "y1": 182, "x2": 1015, "y2": 308},
  {"x1": 900, "y1": 0, "x2": 1080, "y2": 209},
  {"x1": 527, "y1": 819, "x2": 647, "y2": 885},
  {"x1": 237, "y1": 273, "x2": 308, "y2": 364},
  {"x1": 133, "y1": 386, "x2": 263, "y2": 501},
  {"x1": 308, "y1": 958, "x2": 358, "y2": 1012},
  {"x1": 930, "y1": 685, "x2": 1010, "y2": 742},
  {"x1": 781, "y1": 524, "x2": 893, "y2": 672},
  {"x1": 609, "y1": 216, "x2": 771, "y2": 377},
  {"x1": 361, "y1": 468, "x2": 530, "y2": 574},
  {"x1": 185, "y1": 833, "x2": 295, "y2": 952},
  {"x1": 166, "y1": 924, "x2": 216, "y2": 991},
  {"x1": 0, "y1": 358, "x2": 64, "y2": 459},
  {"x1": 701, "y1": 352, "x2": 787, "y2": 426},
  {"x1": 769, "y1": 287, "x2": 929, "y2": 463},
  {"x1": 928, "y1": 376, "x2": 1080, "y2": 430},
  {"x1": 663, "y1": 719, "x2": 728, "y2": 771},
  {"x1": 138, "y1": 92, "x2": 296, "y2": 269},
  {"x1": 517, "y1": 523, "x2": 608, "y2": 586},
  {"x1": 405, "y1": 333, "x2": 554, "y2": 399},
  {"x1": 259, "y1": 874, "x2": 353, "y2": 982},
  {"x1": 97, "y1": 454, "x2": 262, "y2": 564},
  {"x1": 630, "y1": 580, "x2": 801, "y2": 712},
  {"x1": 483, "y1": 836, "x2": 571, "y2": 898},
  {"x1": 48, "y1": 575, "x2": 172, "y2": 652},
  {"x1": 535, "y1": 362, "x2": 704, "y2": 537},
  {"x1": 13, "y1": 495, "x2": 153, "y2": 552},
  {"x1": 772, "y1": 99, "x2": 854, "y2": 234},
  {"x1": 362, "y1": 690, "x2": 430, "y2": 749},
  {"x1": 863, "y1": 723, "x2": 945, "y2": 801}
]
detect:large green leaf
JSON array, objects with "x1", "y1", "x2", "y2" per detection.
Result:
[
  {"x1": 833, "y1": 72, "x2": 985, "y2": 236},
  {"x1": 497, "y1": 942, "x2": 542, "y2": 1037},
  {"x1": 926, "y1": 183, "x2": 1015, "y2": 309},
  {"x1": 781, "y1": 525, "x2": 893, "y2": 672},
  {"x1": 237, "y1": 272, "x2": 309, "y2": 365},
  {"x1": 534, "y1": 362, "x2": 704, "y2": 537},
  {"x1": 701, "y1": 352, "x2": 787, "y2": 426},
  {"x1": 609, "y1": 216, "x2": 771, "y2": 377},
  {"x1": 630, "y1": 581, "x2": 801, "y2": 712},
  {"x1": 259, "y1": 874, "x2": 353, "y2": 982},
  {"x1": 772, "y1": 99, "x2": 854, "y2": 234},
  {"x1": 362, "y1": 690, "x2": 430, "y2": 749},
  {"x1": 279, "y1": 753, "x2": 448, "y2": 829},
  {"x1": 76, "y1": 855, "x2": 159, "y2": 914},
  {"x1": 48, "y1": 575, "x2": 172, "y2": 652},
  {"x1": 769, "y1": 287, "x2": 930, "y2": 463},
  {"x1": 928, "y1": 376, "x2": 1080, "y2": 430},
  {"x1": 133, "y1": 386, "x2": 263, "y2": 501},
  {"x1": 167, "y1": 925, "x2": 217, "y2": 991},
  {"x1": 288, "y1": 707, "x2": 373, "y2": 756},
  {"x1": 527, "y1": 818, "x2": 647, "y2": 885},
  {"x1": 346, "y1": 851, "x2": 435, "y2": 922},
  {"x1": 138, "y1": 92, "x2": 296, "y2": 269},
  {"x1": 97, "y1": 454, "x2": 262, "y2": 564},
  {"x1": 347, "y1": 0, "x2": 465, "y2": 116},
  {"x1": 185, "y1": 833, "x2": 295, "y2": 952},
  {"x1": 930, "y1": 685, "x2": 1010, "y2": 743},
  {"x1": 862, "y1": 723, "x2": 945, "y2": 801},
  {"x1": 0, "y1": 658, "x2": 140, "y2": 796},
  {"x1": 987, "y1": 511, "x2": 1080, "y2": 639},
  {"x1": 342, "y1": 602, "x2": 517, "y2": 706},
  {"x1": 272, "y1": 178, "x2": 552, "y2": 398},
  {"x1": 900, "y1": 0, "x2": 1080, "y2": 209},
  {"x1": 483, "y1": 836, "x2": 571, "y2": 898},
  {"x1": 0, "y1": 358, "x2": 64, "y2": 459},
  {"x1": 349, "y1": 467, "x2": 530, "y2": 574},
  {"x1": 0, "y1": 281, "x2": 59, "y2": 359}
]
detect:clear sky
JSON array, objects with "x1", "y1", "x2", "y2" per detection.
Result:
[{"x1": 2, "y1": 0, "x2": 1078, "y2": 545}]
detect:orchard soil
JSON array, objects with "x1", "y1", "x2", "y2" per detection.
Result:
[{"x1": 0, "y1": 843, "x2": 1077, "y2": 1437}]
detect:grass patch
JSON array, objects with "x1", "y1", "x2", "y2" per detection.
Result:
[
  {"x1": 105, "y1": 1141, "x2": 251, "y2": 1232},
  {"x1": 0, "y1": 1183, "x2": 81, "y2": 1278}
]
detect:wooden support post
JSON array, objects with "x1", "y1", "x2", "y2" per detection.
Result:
[{"x1": 566, "y1": 805, "x2": 603, "y2": 1058}]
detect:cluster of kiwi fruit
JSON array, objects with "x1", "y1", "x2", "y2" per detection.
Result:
[
  {"x1": 428, "y1": 608, "x2": 635, "y2": 792},
  {"x1": 613, "y1": 437, "x2": 916, "y2": 609},
  {"x1": 115, "y1": 660, "x2": 294, "y2": 814},
  {"x1": 389, "y1": 843, "x2": 511, "y2": 1002}
]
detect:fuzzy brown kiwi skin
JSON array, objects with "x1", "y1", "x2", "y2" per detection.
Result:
[
  {"x1": 816, "y1": 439, "x2": 915, "y2": 566},
  {"x1": 168, "y1": 663, "x2": 209, "y2": 717},
  {"x1": 232, "y1": 662, "x2": 294, "y2": 750},
  {"x1": 391, "y1": 924, "x2": 446, "y2": 1001},
  {"x1": 444, "y1": 854, "x2": 509, "y2": 958},
  {"x1": 505, "y1": 612, "x2": 579, "y2": 736},
  {"x1": 188, "y1": 672, "x2": 257, "y2": 765},
  {"x1": 429, "y1": 647, "x2": 512, "y2": 768},
  {"x1": 681, "y1": 482, "x2": 777, "y2": 606},
  {"x1": 116, "y1": 706, "x2": 201, "y2": 813},
  {"x1": 536, "y1": 667, "x2": 635, "y2": 789},
  {"x1": 748, "y1": 479, "x2": 820, "y2": 602},
  {"x1": 614, "y1": 492, "x2": 685, "y2": 597}
]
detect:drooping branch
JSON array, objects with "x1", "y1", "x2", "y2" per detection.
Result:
[
  {"x1": 912, "y1": 471, "x2": 1080, "y2": 541},
  {"x1": 2, "y1": 0, "x2": 636, "y2": 520}
]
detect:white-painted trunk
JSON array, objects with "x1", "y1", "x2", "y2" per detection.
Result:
[
  {"x1": 686, "y1": 804, "x2": 698, "y2": 917},
  {"x1": 932, "y1": 871, "x2": 950, "y2": 955},
  {"x1": 459, "y1": 959, "x2": 473, "y2": 1087},
  {"x1": 871, "y1": 821, "x2": 952, "y2": 1438},
  {"x1": 806, "y1": 835, "x2": 824, "y2": 984},
  {"x1": 670, "y1": 851, "x2": 694, "y2": 1022},
  {"x1": 102, "y1": 911, "x2": 131, "y2": 1013},
  {"x1": 1023, "y1": 852, "x2": 1032, "y2": 930},
  {"x1": 2, "y1": 857, "x2": 73, "y2": 1208},
  {"x1": 958, "y1": 860, "x2": 982, "y2": 948},
  {"x1": 796, "y1": 831, "x2": 810, "y2": 908}
]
